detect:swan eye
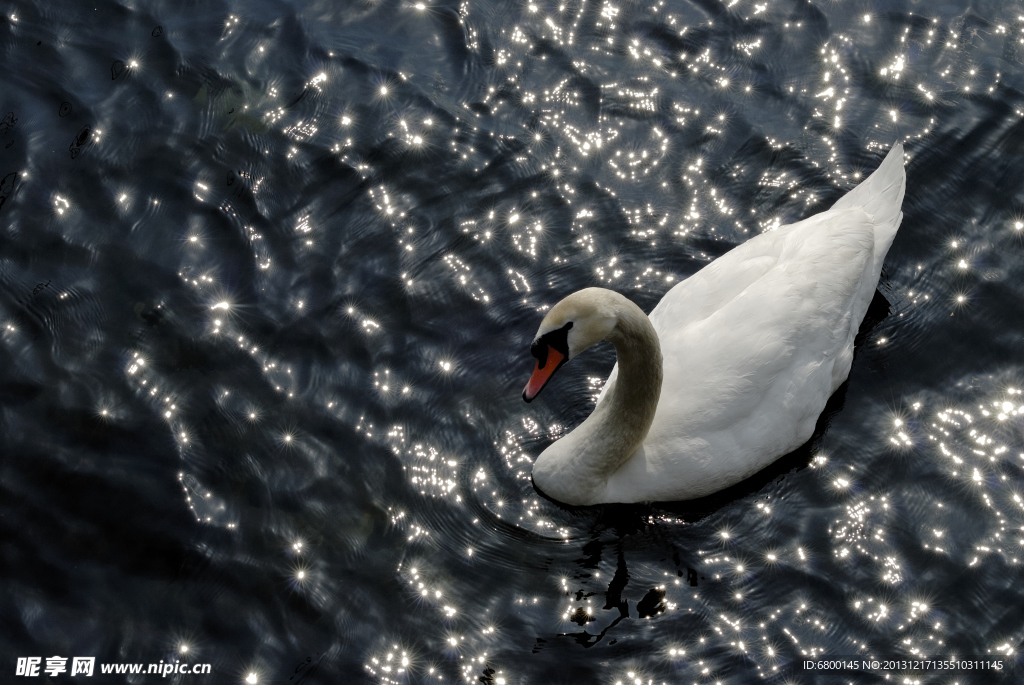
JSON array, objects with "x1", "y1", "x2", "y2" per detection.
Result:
[{"x1": 531, "y1": 321, "x2": 573, "y2": 367}]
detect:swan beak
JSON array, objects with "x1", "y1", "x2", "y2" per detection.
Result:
[{"x1": 523, "y1": 346, "x2": 566, "y2": 402}]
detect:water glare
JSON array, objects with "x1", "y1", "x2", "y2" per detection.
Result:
[{"x1": 1, "y1": 0, "x2": 1023, "y2": 682}]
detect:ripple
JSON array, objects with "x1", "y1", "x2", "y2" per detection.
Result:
[{"x1": 3, "y1": 0, "x2": 1024, "y2": 681}]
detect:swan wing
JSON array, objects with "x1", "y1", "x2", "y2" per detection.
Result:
[
  {"x1": 596, "y1": 230, "x2": 789, "y2": 406},
  {"x1": 597, "y1": 143, "x2": 903, "y2": 409},
  {"x1": 595, "y1": 144, "x2": 904, "y2": 501},
  {"x1": 604, "y1": 205, "x2": 884, "y2": 501}
]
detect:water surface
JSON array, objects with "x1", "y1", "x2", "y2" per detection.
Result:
[{"x1": 2, "y1": 0, "x2": 1024, "y2": 682}]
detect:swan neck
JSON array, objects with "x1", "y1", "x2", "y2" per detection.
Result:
[
  {"x1": 602, "y1": 304, "x2": 663, "y2": 456},
  {"x1": 535, "y1": 297, "x2": 662, "y2": 505}
]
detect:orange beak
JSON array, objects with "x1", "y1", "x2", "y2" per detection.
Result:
[{"x1": 523, "y1": 346, "x2": 566, "y2": 402}]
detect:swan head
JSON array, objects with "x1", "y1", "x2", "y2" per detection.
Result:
[{"x1": 523, "y1": 288, "x2": 618, "y2": 402}]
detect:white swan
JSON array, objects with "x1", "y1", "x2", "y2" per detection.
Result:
[{"x1": 523, "y1": 143, "x2": 906, "y2": 505}]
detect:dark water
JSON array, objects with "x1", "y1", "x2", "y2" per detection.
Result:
[{"x1": 3, "y1": 0, "x2": 1024, "y2": 682}]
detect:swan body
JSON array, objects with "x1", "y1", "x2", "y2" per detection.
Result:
[{"x1": 524, "y1": 144, "x2": 906, "y2": 505}]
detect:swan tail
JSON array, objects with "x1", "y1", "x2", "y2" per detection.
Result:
[
  {"x1": 831, "y1": 142, "x2": 905, "y2": 271},
  {"x1": 824, "y1": 143, "x2": 906, "y2": 392},
  {"x1": 831, "y1": 143, "x2": 905, "y2": 219}
]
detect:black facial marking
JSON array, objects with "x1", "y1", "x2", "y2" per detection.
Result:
[{"x1": 530, "y1": 321, "x2": 572, "y2": 369}]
